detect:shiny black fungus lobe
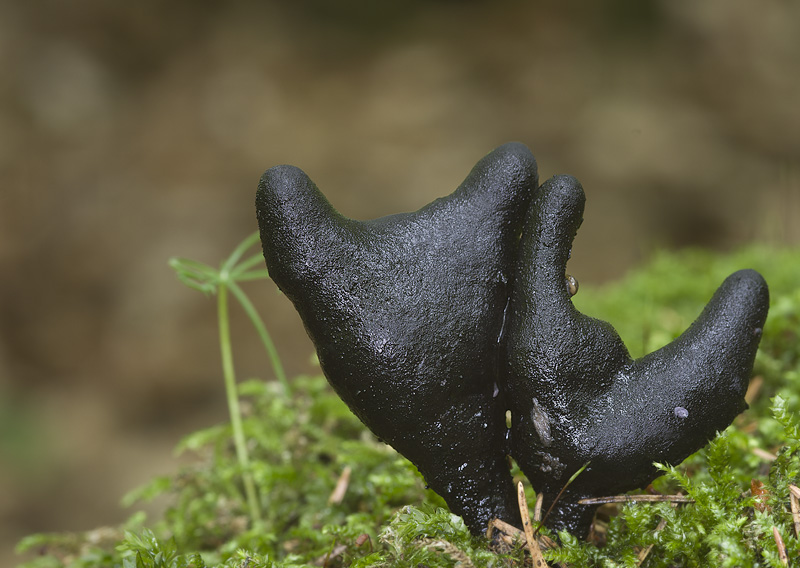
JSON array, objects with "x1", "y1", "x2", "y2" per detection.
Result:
[
  {"x1": 504, "y1": 174, "x2": 768, "y2": 537},
  {"x1": 256, "y1": 143, "x2": 538, "y2": 534}
]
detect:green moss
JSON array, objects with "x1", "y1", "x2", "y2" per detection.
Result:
[{"x1": 16, "y1": 242, "x2": 800, "y2": 567}]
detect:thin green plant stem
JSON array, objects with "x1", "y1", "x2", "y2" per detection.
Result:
[
  {"x1": 168, "y1": 232, "x2": 287, "y2": 526},
  {"x1": 222, "y1": 231, "x2": 262, "y2": 274},
  {"x1": 230, "y1": 252, "x2": 268, "y2": 276},
  {"x1": 217, "y1": 280, "x2": 263, "y2": 525},
  {"x1": 228, "y1": 280, "x2": 289, "y2": 395},
  {"x1": 232, "y1": 269, "x2": 271, "y2": 282}
]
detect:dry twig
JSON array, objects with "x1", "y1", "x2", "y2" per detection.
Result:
[
  {"x1": 752, "y1": 447, "x2": 779, "y2": 462},
  {"x1": 533, "y1": 493, "x2": 544, "y2": 522},
  {"x1": 789, "y1": 485, "x2": 800, "y2": 540},
  {"x1": 328, "y1": 466, "x2": 352, "y2": 505},
  {"x1": 487, "y1": 518, "x2": 524, "y2": 543},
  {"x1": 578, "y1": 494, "x2": 694, "y2": 505},
  {"x1": 487, "y1": 518, "x2": 557, "y2": 552},
  {"x1": 313, "y1": 544, "x2": 347, "y2": 567},
  {"x1": 518, "y1": 481, "x2": 549, "y2": 568},
  {"x1": 773, "y1": 526, "x2": 789, "y2": 566},
  {"x1": 745, "y1": 375, "x2": 763, "y2": 404}
]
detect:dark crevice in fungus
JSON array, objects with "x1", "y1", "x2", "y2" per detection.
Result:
[{"x1": 255, "y1": 143, "x2": 769, "y2": 538}]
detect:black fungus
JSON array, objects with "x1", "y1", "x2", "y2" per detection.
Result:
[
  {"x1": 256, "y1": 143, "x2": 537, "y2": 534},
  {"x1": 504, "y1": 174, "x2": 769, "y2": 536},
  {"x1": 255, "y1": 144, "x2": 769, "y2": 538}
]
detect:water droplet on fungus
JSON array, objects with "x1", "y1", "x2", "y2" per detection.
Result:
[{"x1": 565, "y1": 273, "x2": 579, "y2": 296}]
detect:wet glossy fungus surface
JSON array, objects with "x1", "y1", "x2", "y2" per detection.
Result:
[
  {"x1": 257, "y1": 143, "x2": 537, "y2": 534},
  {"x1": 504, "y1": 174, "x2": 769, "y2": 535}
]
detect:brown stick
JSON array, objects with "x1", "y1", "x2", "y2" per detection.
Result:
[
  {"x1": 518, "y1": 481, "x2": 549, "y2": 568},
  {"x1": 773, "y1": 526, "x2": 789, "y2": 566},
  {"x1": 752, "y1": 447, "x2": 778, "y2": 462},
  {"x1": 578, "y1": 494, "x2": 694, "y2": 505},
  {"x1": 488, "y1": 518, "x2": 525, "y2": 540},
  {"x1": 328, "y1": 466, "x2": 351, "y2": 505},
  {"x1": 488, "y1": 518, "x2": 559, "y2": 551},
  {"x1": 533, "y1": 493, "x2": 544, "y2": 522},
  {"x1": 789, "y1": 485, "x2": 800, "y2": 540},
  {"x1": 314, "y1": 544, "x2": 347, "y2": 566}
]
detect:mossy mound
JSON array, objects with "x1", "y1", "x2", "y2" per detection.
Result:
[{"x1": 17, "y1": 245, "x2": 800, "y2": 567}]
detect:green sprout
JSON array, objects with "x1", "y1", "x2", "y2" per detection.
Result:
[{"x1": 168, "y1": 231, "x2": 288, "y2": 526}]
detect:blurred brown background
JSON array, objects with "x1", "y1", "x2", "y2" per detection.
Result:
[{"x1": 1, "y1": 0, "x2": 799, "y2": 564}]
